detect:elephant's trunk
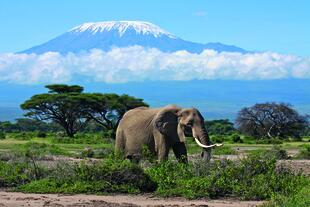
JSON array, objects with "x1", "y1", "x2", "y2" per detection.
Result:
[{"x1": 192, "y1": 125, "x2": 222, "y2": 162}]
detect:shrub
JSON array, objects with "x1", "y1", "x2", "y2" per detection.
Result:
[
  {"x1": 21, "y1": 142, "x2": 67, "y2": 157},
  {"x1": 211, "y1": 135, "x2": 224, "y2": 143},
  {"x1": 0, "y1": 131, "x2": 5, "y2": 139},
  {"x1": 296, "y1": 144, "x2": 310, "y2": 159},
  {"x1": 256, "y1": 138, "x2": 283, "y2": 144},
  {"x1": 146, "y1": 153, "x2": 306, "y2": 200},
  {"x1": 249, "y1": 145, "x2": 288, "y2": 160},
  {"x1": 213, "y1": 145, "x2": 237, "y2": 155},
  {"x1": 1, "y1": 149, "x2": 308, "y2": 201},
  {"x1": 95, "y1": 148, "x2": 114, "y2": 159},
  {"x1": 37, "y1": 131, "x2": 47, "y2": 138},
  {"x1": 17, "y1": 157, "x2": 156, "y2": 194},
  {"x1": 231, "y1": 133, "x2": 243, "y2": 143},
  {"x1": 0, "y1": 161, "x2": 45, "y2": 187},
  {"x1": 268, "y1": 145, "x2": 289, "y2": 159},
  {"x1": 9, "y1": 132, "x2": 34, "y2": 140},
  {"x1": 80, "y1": 147, "x2": 95, "y2": 158},
  {"x1": 242, "y1": 135, "x2": 256, "y2": 144},
  {"x1": 101, "y1": 130, "x2": 116, "y2": 139},
  {"x1": 52, "y1": 133, "x2": 107, "y2": 144},
  {"x1": 263, "y1": 182, "x2": 310, "y2": 207}
]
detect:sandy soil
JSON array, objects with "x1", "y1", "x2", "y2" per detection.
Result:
[{"x1": 0, "y1": 192, "x2": 265, "y2": 207}]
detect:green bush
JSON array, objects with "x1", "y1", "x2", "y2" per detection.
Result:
[
  {"x1": 296, "y1": 144, "x2": 310, "y2": 159},
  {"x1": 17, "y1": 157, "x2": 156, "y2": 194},
  {"x1": 80, "y1": 147, "x2": 95, "y2": 158},
  {"x1": 231, "y1": 133, "x2": 243, "y2": 143},
  {"x1": 1, "y1": 149, "x2": 308, "y2": 201},
  {"x1": 211, "y1": 135, "x2": 224, "y2": 143},
  {"x1": 52, "y1": 133, "x2": 108, "y2": 144},
  {"x1": 263, "y1": 182, "x2": 310, "y2": 207},
  {"x1": 205, "y1": 119, "x2": 236, "y2": 135},
  {"x1": 0, "y1": 161, "x2": 41, "y2": 187},
  {"x1": 242, "y1": 135, "x2": 256, "y2": 144},
  {"x1": 37, "y1": 131, "x2": 47, "y2": 138},
  {"x1": 21, "y1": 142, "x2": 67, "y2": 157},
  {"x1": 101, "y1": 130, "x2": 116, "y2": 139},
  {"x1": 146, "y1": 154, "x2": 307, "y2": 200},
  {"x1": 213, "y1": 145, "x2": 236, "y2": 155},
  {"x1": 0, "y1": 131, "x2": 5, "y2": 139},
  {"x1": 256, "y1": 138, "x2": 283, "y2": 144},
  {"x1": 250, "y1": 145, "x2": 288, "y2": 160},
  {"x1": 9, "y1": 132, "x2": 34, "y2": 140},
  {"x1": 94, "y1": 148, "x2": 114, "y2": 159}
]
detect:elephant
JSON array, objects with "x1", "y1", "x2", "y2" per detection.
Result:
[{"x1": 115, "y1": 105, "x2": 223, "y2": 163}]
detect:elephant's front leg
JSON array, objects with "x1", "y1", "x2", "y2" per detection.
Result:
[
  {"x1": 172, "y1": 142, "x2": 188, "y2": 163},
  {"x1": 155, "y1": 133, "x2": 170, "y2": 162}
]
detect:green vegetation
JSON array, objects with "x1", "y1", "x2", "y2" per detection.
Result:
[
  {"x1": 205, "y1": 119, "x2": 236, "y2": 135},
  {"x1": 0, "y1": 131, "x2": 5, "y2": 140},
  {"x1": 296, "y1": 144, "x2": 310, "y2": 159},
  {"x1": 249, "y1": 145, "x2": 289, "y2": 160},
  {"x1": 0, "y1": 132, "x2": 309, "y2": 203},
  {"x1": 1, "y1": 149, "x2": 308, "y2": 201},
  {"x1": 147, "y1": 154, "x2": 308, "y2": 200},
  {"x1": 16, "y1": 157, "x2": 156, "y2": 194},
  {"x1": 263, "y1": 182, "x2": 310, "y2": 207}
]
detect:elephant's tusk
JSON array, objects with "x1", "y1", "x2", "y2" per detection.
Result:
[{"x1": 194, "y1": 137, "x2": 223, "y2": 149}]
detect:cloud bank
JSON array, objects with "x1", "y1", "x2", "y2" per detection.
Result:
[{"x1": 0, "y1": 46, "x2": 309, "y2": 84}]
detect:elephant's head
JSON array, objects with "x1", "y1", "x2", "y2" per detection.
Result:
[{"x1": 155, "y1": 105, "x2": 223, "y2": 162}]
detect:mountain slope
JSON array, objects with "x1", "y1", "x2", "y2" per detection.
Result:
[{"x1": 21, "y1": 21, "x2": 246, "y2": 54}]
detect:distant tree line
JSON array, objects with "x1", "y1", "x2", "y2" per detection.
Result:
[{"x1": 1, "y1": 85, "x2": 309, "y2": 140}]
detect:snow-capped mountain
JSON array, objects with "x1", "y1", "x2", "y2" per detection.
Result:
[
  {"x1": 21, "y1": 21, "x2": 246, "y2": 54},
  {"x1": 70, "y1": 21, "x2": 177, "y2": 38}
]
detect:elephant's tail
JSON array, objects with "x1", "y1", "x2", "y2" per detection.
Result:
[{"x1": 115, "y1": 128, "x2": 126, "y2": 155}]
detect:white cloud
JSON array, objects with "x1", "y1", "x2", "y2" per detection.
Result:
[{"x1": 0, "y1": 46, "x2": 309, "y2": 84}]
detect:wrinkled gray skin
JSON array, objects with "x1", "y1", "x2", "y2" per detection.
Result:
[{"x1": 115, "y1": 105, "x2": 213, "y2": 163}]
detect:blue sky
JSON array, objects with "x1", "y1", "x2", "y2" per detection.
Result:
[{"x1": 0, "y1": 0, "x2": 309, "y2": 56}]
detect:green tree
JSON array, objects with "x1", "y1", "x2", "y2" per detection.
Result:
[
  {"x1": 21, "y1": 84, "x2": 88, "y2": 137},
  {"x1": 204, "y1": 119, "x2": 236, "y2": 135},
  {"x1": 82, "y1": 93, "x2": 148, "y2": 131},
  {"x1": 0, "y1": 121, "x2": 19, "y2": 132},
  {"x1": 236, "y1": 102, "x2": 309, "y2": 139}
]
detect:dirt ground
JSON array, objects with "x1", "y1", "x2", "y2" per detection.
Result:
[{"x1": 0, "y1": 192, "x2": 265, "y2": 207}]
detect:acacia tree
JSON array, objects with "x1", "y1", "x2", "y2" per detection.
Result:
[
  {"x1": 82, "y1": 93, "x2": 148, "y2": 131},
  {"x1": 21, "y1": 84, "x2": 89, "y2": 137},
  {"x1": 236, "y1": 102, "x2": 309, "y2": 139}
]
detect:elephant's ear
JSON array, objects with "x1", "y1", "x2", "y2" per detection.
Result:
[{"x1": 154, "y1": 106, "x2": 180, "y2": 138}]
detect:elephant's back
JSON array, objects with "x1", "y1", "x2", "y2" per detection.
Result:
[{"x1": 120, "y1": 107, "x2": 159, "y2": 127}]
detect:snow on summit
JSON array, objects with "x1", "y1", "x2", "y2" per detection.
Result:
[
  {"x1": 21, "y1": 20, "x2": 246, "y2": 54},
  {"x1": 69, "y1": 21, "x2": 177, "y2": 38}
]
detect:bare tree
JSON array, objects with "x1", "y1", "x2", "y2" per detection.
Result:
[{"x1": 236, "y1": 103, "x2": 309, "y2": 139}]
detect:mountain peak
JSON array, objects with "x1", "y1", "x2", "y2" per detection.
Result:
[
  {"x1": 21, "y1": 20, "x2": 246, "y2": 54},
  {"x1": 69, "y1": 21, "x2": 177, "y2": 38}
]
